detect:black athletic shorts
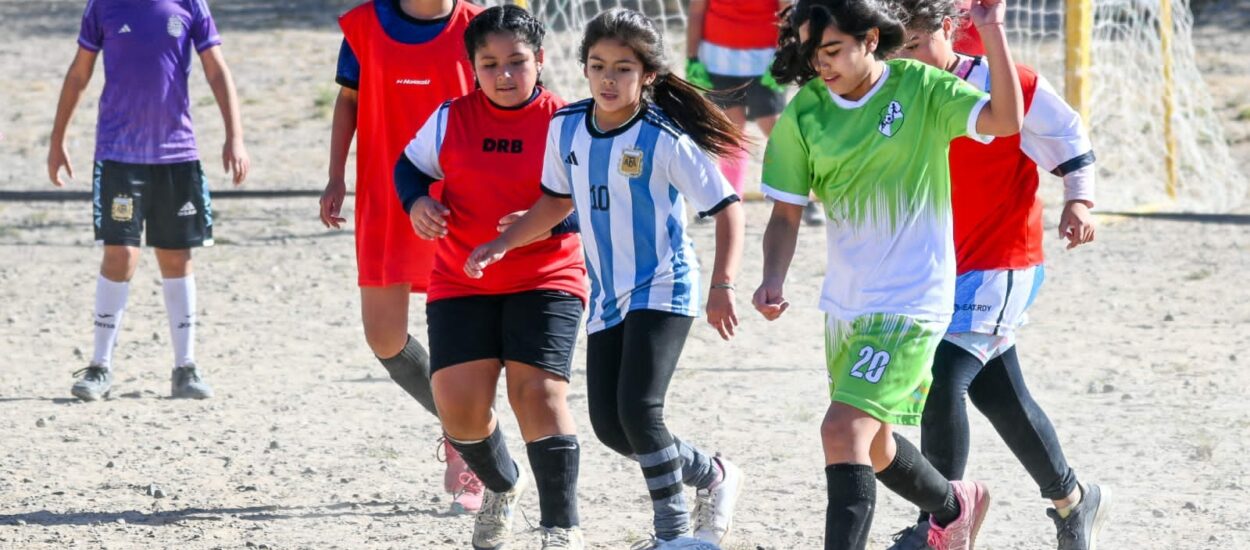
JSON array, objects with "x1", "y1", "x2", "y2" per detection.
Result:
[
  {"x1": 426, "y1": 289, "x2": 584, "y2": 379},
  {"x1": 708, "y1": 73, "x2": 786, "y2": 121},
  {"x1": 92, "y1": 160, "x2": 213, "y2": 248}
]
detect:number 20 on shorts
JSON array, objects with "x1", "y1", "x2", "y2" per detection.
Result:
[{"x1": 850, "y1": 346, "x2": 891, "y2": 384}]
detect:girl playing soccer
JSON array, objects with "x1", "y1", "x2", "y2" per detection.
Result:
[
  {"x1": 752, "y1": 0, "x2": 1024, "y2": 547},
  {"x1": 318, "y1": 0, "x2": 484, "y2": 512},
  {"x1": 884, "y1": 1, "x2": 1107, "y2": 548},
  {"x1": 394, "y1": 7, "x2": 587, "y2": 548},
  {"x1": 466, "y1": 8, "x2": 747, "y2": 547}
]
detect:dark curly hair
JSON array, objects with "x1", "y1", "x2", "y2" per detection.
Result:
[{"x1": 771, "y1": 0, "x2": 907, "y2": 85}]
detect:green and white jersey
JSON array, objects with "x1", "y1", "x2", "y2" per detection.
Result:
[{"x1": 762, "y1": 58, "x2": 990, "y2": 323}]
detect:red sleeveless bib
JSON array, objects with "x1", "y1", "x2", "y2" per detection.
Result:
[{"x1": 340, "y1": 0, "x2": 482, "y2": 290}]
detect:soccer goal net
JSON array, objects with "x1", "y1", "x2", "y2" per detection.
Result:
[{"x1": 497, "y1": 0, "x2": 1245, "y2": 212}]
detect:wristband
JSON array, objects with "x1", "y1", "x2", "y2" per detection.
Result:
[{"x1": 710, "y1": 282, "x2": 736, "y2": 291}]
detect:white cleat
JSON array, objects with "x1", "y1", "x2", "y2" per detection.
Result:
[{"x1": 472, "y1": 468, "x2": 528, "y2": 550}]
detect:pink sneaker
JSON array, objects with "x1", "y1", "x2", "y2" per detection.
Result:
[
  {"x1": 927, "y1": 480, "x2": 991, "y2": 550},
  {"x1": 439, "y1": 437, "x2": 483, "y2": 513}
]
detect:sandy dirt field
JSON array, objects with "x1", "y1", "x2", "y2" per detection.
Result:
[{"x1": 1, "y1": 0, "x2": 1249, "y2": 548}]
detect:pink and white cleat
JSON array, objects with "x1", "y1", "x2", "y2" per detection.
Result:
[
  {"x1": 927, "y1": 480, "x2": 991, "y2": 550},
  {"x1": 440, "y1": 437, "x2": 484, "y2": 513}
]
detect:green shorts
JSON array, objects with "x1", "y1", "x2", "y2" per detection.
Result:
[{"x1": 825, "y1": 313, "x2": 946, "y2": 426}]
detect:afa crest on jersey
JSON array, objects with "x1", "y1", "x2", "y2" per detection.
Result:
[
  {"x1": 878, "y1": 100, "x2": 905, "y2": 137},
  {"x1": 619, "y1": 148, "x2": 644, "y2": 177}
]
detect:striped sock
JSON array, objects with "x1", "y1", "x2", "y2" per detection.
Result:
[
  {"x1": 638, "y1": 444, "x2": 688, "y2": 540},
  {"x1": 675, "y1": 438, "x2": 721, "y2": 490}
]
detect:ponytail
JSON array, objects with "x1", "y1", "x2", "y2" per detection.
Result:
[
  {"x1": 580, "y1": 8, "x2": 746, "y2": 157},
  {"x1": 650, "y1": 74, "x2": 744, "y2": 158}
]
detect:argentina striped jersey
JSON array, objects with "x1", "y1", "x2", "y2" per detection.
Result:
[{"x1": 541, "y1": 100, "x2": 739, "y2": 334}]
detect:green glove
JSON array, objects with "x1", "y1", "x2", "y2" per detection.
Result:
[
  {"x1": 685, "y1": 57, "x2": 714, "y2": 89},
  {"x1": 759, "y1": 65, "x2": 786, "y2": 94}
]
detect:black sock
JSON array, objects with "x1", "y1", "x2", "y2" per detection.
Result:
[
  {"x1": 825, "y1": 463, "x2": 875, "y2": 550},
  {"x1": 449, "y1": 426, "x2": 519, "y2": 493},
  {"x1": 876, "y1": 433, "x2": 961, "y2": 526},
  {"x1": 376, "y1": 336, "x2": 438, "y2": 417},
  {"x1": 526, "y1": 435, "x2": 580, "y2": 529}
]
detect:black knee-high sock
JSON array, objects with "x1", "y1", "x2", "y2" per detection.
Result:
[
  {"x1": 876, "y1": 433, "x2": 960, "y2": 526},
  {"x1": 526, "y1": 435, "x2": 580, "y2": 529},
  {"x1": 449, "y1": 426, "x2": 519, "y2": 493},
  {"x1": 825, "y1": 463, "x2": 876, "y2": 550},
  {"x1": 377, "y1": 336, "x2": 439, "y2": 417}
]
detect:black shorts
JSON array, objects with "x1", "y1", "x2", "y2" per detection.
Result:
[
  {"x1": 426, "y1": 289, "x2": 584, "y2": 379},
  {"x1": 708, "y1": 73, "x2": 786, "y2": 120},
  {"x1": 93, "y1": 160, "x2": 213, "y2": 248}
]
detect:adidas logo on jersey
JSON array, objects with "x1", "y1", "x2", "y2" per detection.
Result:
[
  {"x1": 564, "y1": 151, "x2": 579, "y2": 166},
  {"x1": 177, "y1": 202, "x2": 198, "y2": 217},
  {"x1": 119, "y1": 24, "x2": 132, "y2": 34}
]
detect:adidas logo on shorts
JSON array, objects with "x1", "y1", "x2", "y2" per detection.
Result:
[
  {"x1": 177, "y1": 202, "x2": 198, "y2": 217},
  {"x1": 120, "y1": 24, "x2": 132, "y2": 34}
]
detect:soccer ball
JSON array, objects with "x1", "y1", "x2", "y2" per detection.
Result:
[{"x1": 657, "y1": 537, "x2": 722, "y2": 550}]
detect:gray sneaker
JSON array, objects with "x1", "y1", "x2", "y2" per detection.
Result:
[
  {"x1": 540, "y1": 526, "x2": 584, "y2": 550},
  {"x1": 803, "y1": 202, "x2": 825, "y2": 226},
  {"x1": 472, "y1": 468, "x2": 528, "y2": 550},
  {"x1": 71, "y1": 365, "x2": 113, "y2": 401},
  {"x1": 170, "y1": 364, "x2": 214, "y2": 399},
  {"x1": 888, "y1": 520, "x2": 933, "y2": 550},
  {"x1": 1047, "y1": 483, "x2": 1110, "y2": 550}
]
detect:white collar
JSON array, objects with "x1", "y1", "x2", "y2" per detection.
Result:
[{"x1": 826, "y1": 64, "x2": 891, "y2": 109}]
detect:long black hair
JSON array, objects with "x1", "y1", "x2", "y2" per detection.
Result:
[
  {"x1": 771, "y1": 0, "x2": 907, "y2": 85},
  {"x1": 896, "y1": 0, "x2": 960, "y2": 33},
  {"x1": 463, "y1": 4, "x2": 545, "y2": 62},
  {"x1": 578, "y1": 8, "x2": 744, "y2": 158}
]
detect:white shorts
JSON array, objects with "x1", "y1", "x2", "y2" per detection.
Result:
[
  {"x1": 943, "y1": 331, "x2": 1017, "y2": 364},
  {"x1": 947, "y1": 266, "x2": 1044, "y2": 336}
]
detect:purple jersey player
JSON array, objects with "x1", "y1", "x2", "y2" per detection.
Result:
[{"x1": 47, "y1": 0, "x2": 250, "y2": 402}]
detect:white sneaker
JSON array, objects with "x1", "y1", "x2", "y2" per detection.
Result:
[
  {"x1": 691, "y1": 456, "x2": 742, "y2": 544},
  {"x1": 472, "y1": 468, "x2": 528, "y2": 550},
  {"x1": 541, "y1": 526, "x2": 585, "y2": 550}
]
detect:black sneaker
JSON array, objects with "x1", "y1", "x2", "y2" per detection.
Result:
[
  {"x1": 170, "y1": 363, "x2": 214, "y2": 399},
  {"x1": 888, "y1": 520, "x2": 932, "y2": 550},
  {"x1": 803, "y1": 202, "x2": 825, "y2": 226},
  {"x1": 1047, "y1": 483, "x2": 1110, "y2": 550},
  {"x1": 71, "y1": 365, "x2": 113, "y2": 401}
]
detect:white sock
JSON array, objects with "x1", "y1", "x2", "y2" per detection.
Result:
[
  {"x1": 92, "y1": 275, "x2": 130, "y2": 369},
  {"x1": 161, "y1": 275, "x2": 196, "y2": 368}
]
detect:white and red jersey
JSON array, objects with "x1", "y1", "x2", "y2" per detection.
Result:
[
  {"x1": 945, "y1": 55, "x2": 1095, "y2": 338},
  {"x1": 949, "y1": 55, "x2": 1095, "y2": 273}
]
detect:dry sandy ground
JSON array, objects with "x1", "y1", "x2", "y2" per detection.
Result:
[{"x1": 2, "y1": 1, "x2": 1250, "y2": 549}]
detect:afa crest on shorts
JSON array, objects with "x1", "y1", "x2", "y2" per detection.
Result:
[
  {"x1": 878, "y1": 100, "x2": 905, "y2": 137},
  {"x1": 619, "y1": 148, "x2": 644, "y2": 177},
  {"x1": 111, "y1": 196, "x2": 134, "y2": 222}
]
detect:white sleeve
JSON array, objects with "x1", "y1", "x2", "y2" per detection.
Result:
[
  {"x1": 666, "y1": 134, "x2": 738, "y2": 217},
  {"x1": 540, "y1": 119, "x2": 572, "y2": 197},
  {"x1": 1019, "y1": 75, "x2": 1096, "y2": 205},
  {"x1": 402, "y1": 102, "x2": 451, "y2": 180}
]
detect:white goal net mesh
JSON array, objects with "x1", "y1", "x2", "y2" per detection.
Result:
[{"x1": 494, "y1": 0, "x2": 1245, "y2": 211}]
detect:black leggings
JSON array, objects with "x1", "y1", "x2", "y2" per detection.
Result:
[
  {"x1": 586, "y1": 310, "x2": 693, "y2": 458},
  {"x1": 921, "y1": 341, "x2": 1078, "y2": 514}
]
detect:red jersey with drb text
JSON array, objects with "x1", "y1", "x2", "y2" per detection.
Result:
[
  {"x1": 703, "y1": 0, "x2": 781, "y2": 49},
  {"x1": 402, "y1": 88, "x2": 588, "y2": 303},
  {"x1": 339, "y1": 0, "x2": 482, "y2": 290}
]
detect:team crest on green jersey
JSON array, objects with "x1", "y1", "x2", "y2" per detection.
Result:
[
  {"x1": 878, "y1": 101, "x2": 905, "y2": 137},
  {"x1": 619, "y1": 148, "x2": 644, "y2": 177}
]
